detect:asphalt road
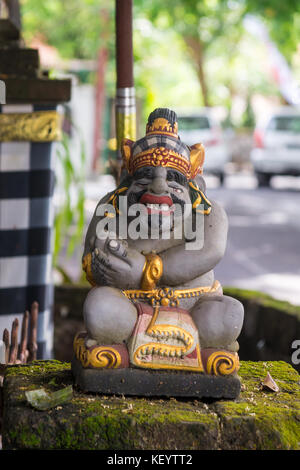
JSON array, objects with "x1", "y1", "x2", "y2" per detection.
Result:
[
  {"x1": 61, "y1": 171, "x2": 300, "y2": 306},
  {"x1": 206, "y1": 172, "x2": 300, "y2": 306}
]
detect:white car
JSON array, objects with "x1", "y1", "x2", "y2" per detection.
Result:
[
  {"x1": 176, "y1": 110, "x2": 229, "y2": 184},
  {"x1": 251, "y1": 106, "x2": 300, "y2": 186}
]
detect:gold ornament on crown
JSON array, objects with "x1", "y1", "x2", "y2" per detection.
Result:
[
  {"x1": 122, "y1": 141, "x2": 205, "y2": 180},
  {"x1": 129, "y1": 147, "x2": 191, "y2": 178},
  {"x1": 146, "y1": 117, "x2": 178, "y2": 137}
]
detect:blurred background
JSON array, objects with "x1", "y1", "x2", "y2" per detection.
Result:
[{"x1": 19, "y1": 0, "x2": 300, "y2": 306}]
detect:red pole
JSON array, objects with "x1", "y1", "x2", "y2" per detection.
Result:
[
  {"x1": 116, "y1": 0, "x2": 134, "y2": 89},
  {"x1": 115, "y1": 0, "x2": 136, "y2": 161},
  {"x1": 92, "y1": 46, "x2": 108, "y2": 171}
]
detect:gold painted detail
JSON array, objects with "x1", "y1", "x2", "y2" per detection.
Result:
[
  {"x1": 106, "y1": 186, "x2": 128, "y2": 215},
  {"x1": 189, "y1": 181, "x2": 212, "y2": 215},
  {"x1": 123, "y1": 280, "x2": 221, "y2": 307},
  {"x1": 0, "y1": 111, "x2": 62, "y2": 142},
  {"x1": 141, "y1": 253, "x2": 163, "y2": 291},
  {"x1": 130, "y1": 147, "x2": 191, "y2": 179},
  {"x1": 189, "y1": 143, "x2": 205, "y2": 178},
  {"x1": 130, "y1": 300, "x2": 204, "y2": 371},
  {"x1": 134, "y1": 305, "x2": 196, "y2": 364},
  {"x1": 144, "y1": 324, "x2": 194, "y2": 354},
  {"x1": 144, "y1": 305, "x2": 193, "y2": 352},
  {"x1": 116, "y1": 112, "x2": 136, "y2": 148},
  {"x1": 133, "y1": 343, "x2": 204, "y2": 372},
  {"x1": 82, "y1": 253, "x2": 96, "y2": 287},
  {"x1": 206, "y1": 351, "x2": 239, "y2": 376},
  {"x1": 146, "y1": 117, "x2": 178, "y2": 138},
  {"x1": 73, "y1": 334, "x2": 122, "y2": 369}
]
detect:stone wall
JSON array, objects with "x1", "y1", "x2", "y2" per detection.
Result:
[{"x1": 224, "y1": 287, "x2": 300, "y2": 373}]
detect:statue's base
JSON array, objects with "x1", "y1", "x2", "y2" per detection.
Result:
[{"x1": 71, "y1": 357, "x2": 241, "y2": 399}]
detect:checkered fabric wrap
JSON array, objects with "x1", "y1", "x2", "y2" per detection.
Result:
[
  {"x1": 132, "y1": 134, "x2": 190, "y2": 160},
  {"x1": 0, "y1": 104, "x2": 56, "y2": 359}
]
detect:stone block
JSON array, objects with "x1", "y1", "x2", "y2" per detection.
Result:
[{"x1": 2, "y1": 360, "x2": 300, "y2": 450}]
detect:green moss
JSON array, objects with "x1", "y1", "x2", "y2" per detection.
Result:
[
  {"x1": 5, "y1": 360, "x2": 71, "y2": 377},
  {"x1": 3, "y1": 360, "x2": 300, "y2": 450},
  {"x1": 214, "y1": 361, "x2": 300, "y2": 449},
  {"x1": 223, "y1": 287, "x2": 300, "y2": 319},
  {"x1": 18, "y1": 427, "x2": 42, "y2": 448},
  {"x1": 238, "y1": 361, "x2": 300, "y2": 395},
  {"x1": 64, "y1": 394, "x2": 219, "y2": 450}
]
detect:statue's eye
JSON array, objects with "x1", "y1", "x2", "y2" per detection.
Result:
[{"x1": 169, "y1": 184, "x2": 183, "y2": 193}]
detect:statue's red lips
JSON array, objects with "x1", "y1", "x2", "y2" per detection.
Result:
[
  {"x1": 139, "y1": 193, "x2": 174, "y2": 215},
  {"x1": 139, "y1": 193, "x2": 173, "y2": 206}
]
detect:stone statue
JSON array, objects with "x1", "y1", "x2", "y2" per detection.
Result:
[{"x1": 73, "y1": 108, "x2": 244, "y2": 384}]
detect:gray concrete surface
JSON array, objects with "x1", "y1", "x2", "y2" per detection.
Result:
[{"x1": 208, "y1": 172, "x2": 300, "y2": 305}]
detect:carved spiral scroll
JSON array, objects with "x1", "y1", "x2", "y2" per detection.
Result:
[
  {"x1": 92, "y1": 348, "x2": 121, "y2": 368},
  {"x1": 73, "y1": 334, "x2": 122, "y2": 369},
  {"x1": 206, "y1": 351, "x2": 239, "y2": 376}
]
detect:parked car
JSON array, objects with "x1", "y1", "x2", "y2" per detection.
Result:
[
  {"x1": 251, "y1": 106, "x2": 300, "y2": 187},
  {"x1": 176, "y1": 109, "x2": 229, "y2": 184}
]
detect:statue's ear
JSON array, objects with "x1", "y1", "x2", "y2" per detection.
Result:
[
  {"x1": 190, "y1": 143, "x2": 205, "y2": 178},
  {"x1": 121, "y1": 138, "x2": 134, "y2": 173}
]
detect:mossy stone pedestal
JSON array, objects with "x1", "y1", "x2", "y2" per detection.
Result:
[
  {"x1": 71, "y1": 356, "x2": 241, "y2": 399},
  {"x1": 2, "y1": 360, "x2": 300, "y2": 450}
]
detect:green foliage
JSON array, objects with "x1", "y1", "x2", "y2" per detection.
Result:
[
  {"x1": 20, "y1": 0, "x2": 300, "y2": 124},
  {"x1": 54, "y1": 128, "x2": 86, "y2": 270},
  {"x1": 21, "y1": 0, "x2": 115, "y2": 59},
  {"x1": 243, "y1": 0, "x2": 300, "y2": 63}
]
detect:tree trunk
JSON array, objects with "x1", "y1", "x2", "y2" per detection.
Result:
[{"x1": 184, "y1": 36, "x2": 210, "y2": 107}]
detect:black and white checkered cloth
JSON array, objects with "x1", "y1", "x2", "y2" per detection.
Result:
[{"x1": 0, "y1": 104, "x2": 56, "y2": 359}]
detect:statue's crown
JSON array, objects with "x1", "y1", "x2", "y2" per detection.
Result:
[
  {"x1": 122, "y1": 108, "x2": 205, "y2": 180},
  {"x1": 145, "y1": 108, "x2": 178, "y2": 138}
]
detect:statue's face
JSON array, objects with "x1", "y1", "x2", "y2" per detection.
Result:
[{"x1": 125, "y1": 166, "x2": 192, "y2": 235}]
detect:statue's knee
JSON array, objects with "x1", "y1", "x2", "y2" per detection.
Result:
[
  {"x1": 83, "y1": 287, "x2": 137, "y2": 345},
  {"x1": 191, "y1": 295, "x2": 244, "y2": 348}
]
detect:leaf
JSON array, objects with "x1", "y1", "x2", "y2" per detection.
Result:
[
  {"x1": 25, "y1": 385, "x2": 73, "y2": 411},
  {"x1": 261, "y1": 372, "x2": 280, "y2": 393}
]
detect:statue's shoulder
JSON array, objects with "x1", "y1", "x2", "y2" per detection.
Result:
[
  {"x1": 205, "y1": 198, "x2": 228, "y2": 228},
  {"x1": 91, "y1": 191, "x2": 116, "y2": 219},
  {"x1": 97, "y1": 190, "x2": 115, "y2": 207}
]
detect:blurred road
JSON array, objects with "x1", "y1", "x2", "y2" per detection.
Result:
[
  {"x1": 58, "y1": 171, "x2": 300, "y2": 306},
  {"x1": 207, "y1": 172, "x2": 300, "y2": 305}
]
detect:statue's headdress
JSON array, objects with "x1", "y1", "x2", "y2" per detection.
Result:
[{"x1": 121, "y1": 108, "x2": 205, "y2": 180}]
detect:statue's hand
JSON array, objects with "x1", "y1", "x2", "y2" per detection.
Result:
[{"x1": 91, "y1": 237, "x2": 145, "y2": 290}]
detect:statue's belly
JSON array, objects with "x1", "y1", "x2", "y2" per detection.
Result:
[{"x1": 171, "y1": 270, "x2": 218, "y2": 310}]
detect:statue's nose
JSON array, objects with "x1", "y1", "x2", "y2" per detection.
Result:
[{"x1": 148, "y1": 176, "x2": 169, "y2": 195}]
